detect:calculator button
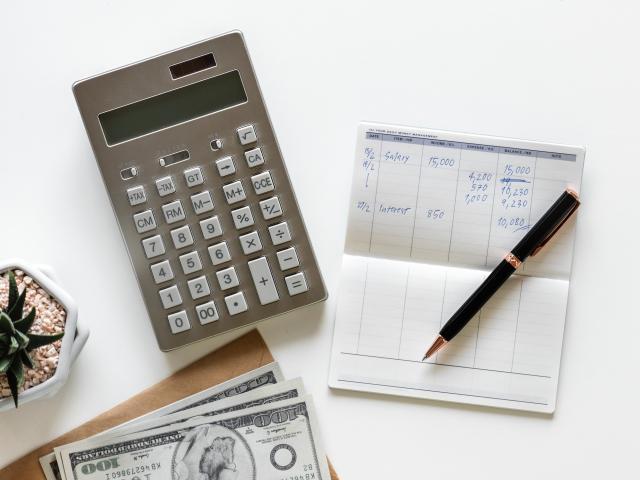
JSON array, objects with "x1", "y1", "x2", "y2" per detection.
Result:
[
  {"x1": 187, "y1": 275, "x2": 210, "y2": 300},
  {"x1": 251, "y1": 171, "x2": 275, "y2": 195},
  {"x1": 244, "y1": 147, "x2": 264, "y2": 168},
  {"x1": 232, "y1": 205, "x2": 254, "y2": 229},
  {"x1": 184, "y1": 167, "x2": 204, "y2": 187},
  {"x1": 285, "y1": 272, "x2": 309, "y2": 296},
  {"x1": 216, "y1": 266, "x2": 240, "y2": 290},
  {"x1": 162, "y1": 200, "x2": 186, "y2": 224},
  {"x1": 196, "y1": 301, "x2": 219, "y2": 325},
  {"x1": 268, "y1": 222, "x2": 291, "y2": 245},
  {"x1": 248, "y1": 257, "x2": 279, "y2": 305},
  {"x1": 259, "y1": 196, "x2": 282, "y2": 220},
  {"x1": 159, "y1": 285, "x2": 182, "y2": 309},
  {"x1": 134, "y1": 210, "x2": 157, "y2": 234},
  {"x1": 276, "y1": 247, "x2": 300, "y2": 271},
  {"x1": 150, "y1": 260, "x2": 174, "y2": 284},
  {"x1": 237, "y1": 125, "x2": 257, "y2": 145},
  {"x1": 239, "y1": 231, "x2": 263, "y2": 255},
  {"x1": 225, "y1": 292, "x2": 248, "y2": 315},
  {"x1": 170, "y1": 225, "x2": 194, "y2": 249},
  {"x1": 142, "y1": 234, "x2": 165, "y2": 259},
  {"x1": 208, "y1": 241, "x2": 231, "y2": 265},
  {"x1": 127, "y1": 185, "x2": 146, "y2": 206},
  {"x1": 200, "y1": 216, "x2": 223, "y2": 240},
  {"x1": 156, "y1": 176, "x2": 176, "y2": 197},
  {"x1": 191, "y1": 191, "x2": 214, "y2": 215},
  {"x1": 168, "y1": 310, "x2": 191, "y2": 334},
  {"x1": 216, "y1": 156, "x2": 236, "y2": 177},
  {"x1": 179, "y1": 251, "x2": 203, "y2": 275},
  {"x1": 223, "y1": 180, "x2": 247, "y2": 205},
  {"x1": 210, "y1": 139, "x2": 223, "y2": 151}
]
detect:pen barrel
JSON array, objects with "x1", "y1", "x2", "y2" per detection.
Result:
[{"x1": 440, "y1": 260, "x2": 516, "y2": 341}]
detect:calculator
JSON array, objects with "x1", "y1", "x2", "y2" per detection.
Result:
[{"x1": 73, "y1": 31, "x2": 327, "y2": 350}]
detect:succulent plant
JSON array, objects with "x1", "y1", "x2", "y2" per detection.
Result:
[{"x1": 0, "y1": 271, "x2": 64, "y2": 407}]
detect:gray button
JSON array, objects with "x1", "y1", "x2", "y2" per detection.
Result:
[
  {"x1": 200, "y1": 215, "x2": 223, "y2": 240},
  {"x1": 244, "y1": 147, "x2": 264, "y2": 168},
  {"x1": 159, "y1": 285, "x2": 182, "y2": 309},
  {"x1": 168, "y1": 310, "x2": 191, "y2": 334},
  {"x1": 251, "y1": 171, "x2": 275, "y2": 195},
  {"x1": 216, "y1": 156, "x2": 236, "y2": 177},
  {"x1": 162, "y1": 200, "x2": 186, "y2": 224},
  {"x1": 179, "y1": 251, "x2": 203, "y2": 275},
  {"x1": 239, "y1": 231, "x2": 263, "y2": 255},
  {"x1": 222, "y1": 180, "x2": 247, "y2": 204},
  {"x1": 259, "y1": 196, "x2": 282, "y2": 220},
  {"x1": 231, "y1": 205, "x2": 254, "y2": 229},
  {"x1": 224, "y1": 292, "x2": 248, "y2": 315},
  {"x1": 237, "y1": 125, "x2": 257, "y2": 145},
  {"x1": 208, "y1": 241, "x2": 231, "y2": 265},
  {"x1": 216, "y1": 266, "x2": 239, "y2": 290},
  {"x1": 285, "y1": 272, "x2": 308, "y2": 296},
  {"x1": 187, "y1": 275, "x2": 210, "y2": 300},
  {"x1": 150, "y1": 260, "x2": 174, "y2": 284},
  {"x1": 184, "y1": 167, "x2": 204, "y2": 187},
  {"x1": 196, "y1": 301, "x2": 219, "y2": 324},
  {"x1": 170, "y1": 225, "x2": 194, "y2": 249},
  {"x1": 142, "y1": 234, "x2": 165, "y2": 259},
  {"x1": 155, "y1": 176, "x2": 175, "y2": 197},
  {"x1": 248, "y1": 257, "x2": 279, "y2": 305},
  {"x1": 276, "y1": 247, "x2": 300, "y2": 271},
  {"x1": 134, "y1": 210, "x2": 157, "y2": 234},
  {"x1": 268, "y1": 222, "x2": 291, "y2": 245},
  {"x1": 127, "y1": 185, "x2": 146, "y2": 206},
  {"x1": 191, "y1": 191, "x2": 214, "y2": 215}
]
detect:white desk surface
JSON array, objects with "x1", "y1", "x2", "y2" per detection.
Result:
[{"x1": 1, "y1": 1, "x2": 638, "y2": 478}]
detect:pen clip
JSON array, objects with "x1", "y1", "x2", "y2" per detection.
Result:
[{"x1": 531, "y1": 189, "x2": 580, "y2": 256}]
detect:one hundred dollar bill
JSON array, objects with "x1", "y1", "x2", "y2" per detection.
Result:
[
  {"x1": 56, "y1": 396, "x2": 330, "y2": 480},
  {"x1": 41, "y1": 362, "x2": 284, "y2": 480}
]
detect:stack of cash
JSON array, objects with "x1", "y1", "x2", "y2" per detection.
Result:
[{"x1": 39, "y1": 363, "x2": 330, "y2": 480}]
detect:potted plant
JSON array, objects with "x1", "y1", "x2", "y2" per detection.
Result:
[{"x1": 0, "y1": 259, "x2": 89, "y2": 410}]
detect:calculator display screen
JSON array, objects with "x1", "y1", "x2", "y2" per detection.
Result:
[{"x1": 98, "y1": 70, "x2": 247, "y2": 145}]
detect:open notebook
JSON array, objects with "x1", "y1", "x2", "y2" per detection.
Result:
[{"x1": 329, "y1": 122, "x2": 585, "y2": 413}]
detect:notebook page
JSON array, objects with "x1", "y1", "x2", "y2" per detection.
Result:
[
  {"x1": 345, "y1": 123, "x2": 585, "y2": 278},
  {"x1": 329, "y1": 255, "x2": 569, "y2": 412}
]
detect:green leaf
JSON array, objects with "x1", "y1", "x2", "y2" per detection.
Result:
[
  {"x1": 0, "y1": 333, "x2": 8, "y2": 346},
  {"x1": 26, "y1": 332, "x2": 64, "y2": 351},
  {"x1": 15, "y1": 330, "x2": 30, "y2": 349},
  {"x1": 10, "y1": 357, "x2": 24, "y2": 388},
  {"x1": 20, "y1": 350, "x2": 34, "y2": 369},
  {"x1": 7, "y1": 271, "x2": 18, "y2": 311},
  {"x1": 0, "y1": 312, "x2": 15, "y2": 335},
  {"x1": 7, "y1": 288, "x2": 26, "y2": 322},
  {"x1": 0, "y1": 355, "x2": 12, "y2": 373},
  {"x1": 14, "y1": 308, "x2": 36, "y2": 334},
  {"x1": 7, "y1": 335, "x2": 19, "y2": 356},
  {"x1": 6, "y1": 370, "x2": 19, "y2": 408}
]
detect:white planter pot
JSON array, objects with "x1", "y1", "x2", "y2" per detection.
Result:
[{"x1": 0, "y1": 259, "x2": 89, "y2": 412}]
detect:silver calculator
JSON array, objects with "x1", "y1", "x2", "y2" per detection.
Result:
[{"x1": 73, "y1": 31, "x2": 326, "y2": 350}]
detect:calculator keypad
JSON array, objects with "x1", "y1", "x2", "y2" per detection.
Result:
[{"x1": 125, "y1": 121, "x2": 320, "y2": 348}]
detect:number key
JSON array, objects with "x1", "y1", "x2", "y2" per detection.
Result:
[
  {"x1": 142, "y1": 234, "x2": 165, "y2": 259},
  {"x1": 168, "y1": 310, "x2": 191, "y2": 334},
  {"x1": 159, "y1": 285, "x2": 182, "y2": 309},
  {"x1": 179, "y1": 251, "x2": 203, "y2": 275},
  {"x1": 216, "y1": 266, "x2": 239, "y2": 290},
  {"x1": 200, "y1": 216, "x2": 223, "y2": 240},
  {"x1": 150, "y1": 260, "x2": 174, "y2": 284},
  {"x1": 187, "y1": 276, "x2": 210, "y2": 300},
  {"x1": 171, "y1": 225, "x2": 194, "y2": 249},
  {"x1": 208, "y1": 241, "x2": 231, "y2": 265},
  {"x1": 196, "y1": 301, "x2": 219, "y2": 325}
]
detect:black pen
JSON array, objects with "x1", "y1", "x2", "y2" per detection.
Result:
[{"x1": 422, "y1": 188, "x2": 581, "y2": 360}]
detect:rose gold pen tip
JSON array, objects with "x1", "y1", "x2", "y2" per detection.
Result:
[{"x1": 422, "y1": 335, "x2": 448, "y2": 361}]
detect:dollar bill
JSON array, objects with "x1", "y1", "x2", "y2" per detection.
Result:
[
  {"x1": 57, "y1": 396, "x2": 330, "y2": 480},
  {"x1": 41, "y1": 362, "x2": 284, "y2": 480}
]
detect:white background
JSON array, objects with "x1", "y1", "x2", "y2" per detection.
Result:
[{"x1": 1, "y1": 1, "x2": 639, "y2": 478}]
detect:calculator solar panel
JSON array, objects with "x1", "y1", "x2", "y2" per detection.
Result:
[{"x1": 73, "y1": 31, "x2": 327, "y2": 350}]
